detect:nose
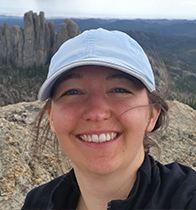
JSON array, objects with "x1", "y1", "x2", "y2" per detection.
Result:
[{"x1": 82, "y1": 94, "x2": 112, "y2": 121}]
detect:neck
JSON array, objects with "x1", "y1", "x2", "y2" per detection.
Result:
[{"x1": 74, "y1": 152, "x2": 145, "y2": 210}]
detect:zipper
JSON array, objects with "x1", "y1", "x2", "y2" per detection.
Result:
[{"x1": 107, "y1": 202, "x2": 111, "y2": 210}]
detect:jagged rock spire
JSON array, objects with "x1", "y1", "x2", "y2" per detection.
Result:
[{"x1": 0, "y1": 11, "x2": 79, "y2": 68}]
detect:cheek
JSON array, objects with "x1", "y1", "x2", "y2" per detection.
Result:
[
  {"x1": 51, "y1": 104, "x2": 81, "y2": 134},
  {"x1": 118, "y1": 107, "x2": 150, "y2": 132}
]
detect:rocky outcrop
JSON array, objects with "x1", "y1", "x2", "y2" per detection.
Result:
[
  {"x1": 0, "y1": 100, "x2": 195, "y2": 209},
  {"x1": 0, "y1": 11, "x2": 79, "y2": 68}
]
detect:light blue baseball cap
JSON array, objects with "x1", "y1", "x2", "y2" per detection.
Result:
[{"x1": 38, "y1": 28, "x2": 155, "y2": 101}]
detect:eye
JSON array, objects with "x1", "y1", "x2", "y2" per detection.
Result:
[
  {"x1": 112, "y1": 88, "x2": 131, "y2": 93},
  {"x1": 63, "y1": 89, "x2": 81, "y2": 95}
]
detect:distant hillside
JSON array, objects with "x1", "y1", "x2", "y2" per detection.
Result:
[
  {"x1": 125, "y1": 30, "x2": 196, "y2": 73},
  {"x1": 70, "y1": 18, "x2": 196, "y2": 37},
  {"x1": 1, "y1": 16, "x2": 196, "y2": 37},
  {"x1": 0, "y1": 15, "x2": 24, "y2": 28}
]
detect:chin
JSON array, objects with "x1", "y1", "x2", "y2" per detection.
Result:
[{"x1": 82, "y1": 158, "x2": 124, "y2": 176}]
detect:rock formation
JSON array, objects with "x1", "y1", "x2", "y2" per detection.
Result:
[
  {"x1": 0, "y1": 11, "x2": 79, "y2": 68},
  {"x1": 0, "y1": 100, "x2": 195, "y2": 209}
]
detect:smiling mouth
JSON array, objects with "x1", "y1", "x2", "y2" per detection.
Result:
[{"x1": 78, "y1": 132, "x2": 119, "y2": 143}]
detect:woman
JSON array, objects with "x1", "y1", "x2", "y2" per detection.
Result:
[{"x1": 22, "y1": 28, "x2": 196, "y2": 209}]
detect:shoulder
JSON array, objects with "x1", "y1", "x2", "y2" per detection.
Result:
[
  {"x1": 157, "y1": 160, "x2": 196, "y2": 208},
  {"x1": 149, "y1": 154, "x2": 196, "y2": 191},
  {"x1": 21, "y1": 174, "x2": 66, "y2": 209},
  {"x1": 143, "y1": 154, "x2": 196, "y2": 183},
  {"x1": 157, "y1": 158, "x2": 196, "y2": 185},
  {"x1": 141, "y1": 154, "x2": 196, "y2": 208},
  {"x1": 21, "y1": 170, "x2": 78, "y2": 209}
]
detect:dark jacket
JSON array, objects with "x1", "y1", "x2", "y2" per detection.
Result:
[{"x1": 22, "y1": 153, "x2": 196, "y2": 209}]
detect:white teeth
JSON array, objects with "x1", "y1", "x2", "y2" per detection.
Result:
[
  {"x1": 92, "y1": 134, "x2": 99, "y2": 142},
  {"x1": 99, "y1": 134, "x2": 106, "y2": 143},
  {"x1": 79, "y1": 132, "x2": 118, "y2": 143},
  {"x1": 87, "y1": 135, "x2": 92, "y2": 142},
  {"x1": 106, "y1": 134, "x2": 110, "y2": 140}
]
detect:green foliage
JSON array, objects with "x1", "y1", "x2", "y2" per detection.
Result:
[
  {"x1": 0, "y1": 64, "x2": 48, "y2": 106},
  {"x1": 169, "y1": 76, "x2": 196, "y2": 110},
  {"x1": 19, "y1": 65, "x2": 48, "y2": 79},
  {"x1": 175, "y1": 78, "x2": 196, "y2": 93}
]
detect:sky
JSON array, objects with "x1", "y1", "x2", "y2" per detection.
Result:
[{"x1": 1, "y1": 0, "x2": 196, "y2": 19}]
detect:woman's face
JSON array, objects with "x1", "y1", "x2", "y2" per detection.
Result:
[{"x1": 47, "y1": 66, "x2": 160, "y2": 175}]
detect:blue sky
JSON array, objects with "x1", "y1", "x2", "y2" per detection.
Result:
[{"x1": 1, "y1": 0, "x2": 196, "y2": 19}]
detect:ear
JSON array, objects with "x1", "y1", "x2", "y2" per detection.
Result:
[
  {"x1": 46, "y1": 108, "x2": 56, "y2": 134},
  {"x1": 146, "y1": 106, "x2": 161, "y2": 132}
]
